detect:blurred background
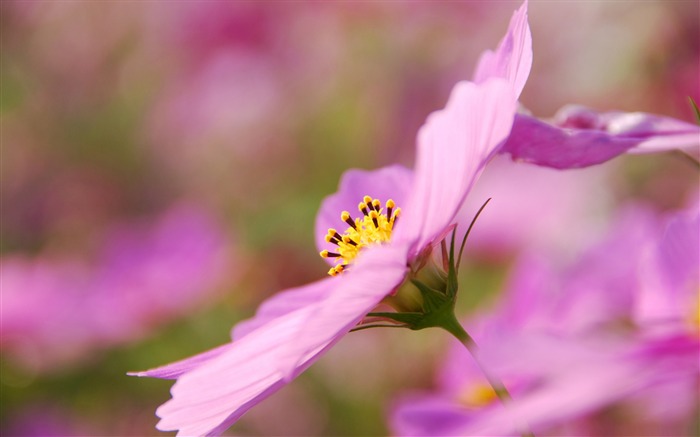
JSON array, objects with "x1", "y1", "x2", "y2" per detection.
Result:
[{"x1": 1, "y1": 1, "x2": 698, "y2": 435}]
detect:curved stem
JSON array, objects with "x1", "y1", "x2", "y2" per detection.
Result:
[{"x1": 441, "y1": 316, "x2": 534, "y2": 437}]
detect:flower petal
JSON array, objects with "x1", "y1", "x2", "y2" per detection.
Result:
[
  {"x1": 473, "y1": 0, "x2": 532, "y2": 98},
  {"x1": 278, "y1": 242, "x2": 410, "y2": 377},
  {"x1": 154, "y1": 303, "x2": 340, "y2": 436},
  {"x1": 128, "y1": 343, "x2": 233, "y2": 380},
  {"x1": 395, "y1": 79, "x2": 517, "y2": 255},
  {"x1": 501, "y1": 113, "x2": 640, "y2": 169},
  {"x1": 502, "y1": 106, "x2": 700, "y2": 169},
  {"x1": 635, "y1": 204, "x2": 700, "y2": 328},
  {"x1": 462, "y1": 335, "x2": 700, "y2": 435},
  {"x1": 314, "y1": 165, "x2": 413, "y2": 259},
  {"x1": 390, "y1": 394, "x2": 489, "y2": 437},
  {"x1": 231, "y1": 277, "x2": 334, "y2": 339},
  {"x1": 555, "y1": 105, "x2": 700, "y2": 154}
]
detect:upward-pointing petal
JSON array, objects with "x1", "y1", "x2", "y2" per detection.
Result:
[
  {"x1": 473, "y1": 0, "x2": 532, "y2": 98},
  {"x1": 396, "y1": 78, "x2": 517, "y2": 256}
]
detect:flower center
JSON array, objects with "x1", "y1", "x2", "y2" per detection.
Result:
[{"x1": 320, "y1": 195, "x2": 401, "y2": 276}]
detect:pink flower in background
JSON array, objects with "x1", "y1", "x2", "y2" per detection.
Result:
[
  {"x1": 132, "y1": 3, "x2": 531, "y2": 435},
  {"x1": 391, "y1": 203, "x2": 699, "y2": 435},
  {"x1": 508, "y1": 206, "x2": 661, "y2": 334},
  {"x1": 635, "y1": 203, "x2": 700, "y2": 331},
  {"x1": 480, "y1": 204, "x2": 700, "y2": 434},
  {"x1": 1, "y1": 203, "x2": 238, "y2": 373},
  {"x1": 389, "y1": 321, "x2": 634, "y2": 436}
]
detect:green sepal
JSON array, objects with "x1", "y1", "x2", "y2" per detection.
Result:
[
  {"x1": 362, "y1": 230, "x2": 463, "y2": 333},
  {"x1": 410, "y1": 279, "x2": 448, "y2": 312},
  {"x1": 357, "y1": 199, "x2": 491, "y2": 335},
  {"x1": 444, "y1": 227, "x2": 459, "y2": 300}
]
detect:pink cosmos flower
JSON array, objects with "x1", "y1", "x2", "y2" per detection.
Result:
[
  {"x1": 131, "y1": 3, "x2": 531, "y2": 435},
  {"x1": 389, "y1": 319, "x2": 637, "y2": 436},
  {"x1": 391, "y1": 203, "x2": 699, "y2": 435},
  {"x1": 1, "y1": 203, "x2": 236, "y2": 373},
  {"x1": 467, "y1": 207, "x2": 699, "y2": 435}
]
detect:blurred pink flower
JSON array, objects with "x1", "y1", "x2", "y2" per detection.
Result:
[
  {"x1": 389, "y1": 321, "x2": 632, "y2": 436},
  {"x1": 485, "y1": 204, "x2": 700, "y2": 434},
  {"x1": 1, "y1": 203, "x2": 238, "y2": 373},
  {"x1": 132, "y1": 4, "x2": 531, "y2": 435},
  {"x1": 391, "y1": 203, "x2": 699, "y2": 435}
]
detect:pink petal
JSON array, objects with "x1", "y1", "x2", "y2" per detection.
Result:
[
  {"x1": 635, "y1": 205, "x2": 700, "y2": 328},
  {"x1": 629, "y1": 131, "x2": 700, "y2": 153},
  {"x1": 278, "y1": 242, "x2": 410, "y2": 376},
  {"x1": 154, "y1": 302, "x2": 339, "y2": 436},
  {"x1": 655, "y1": 206, "x2": 699, "y2": 292},
  {"x1": 314, "y1": 165, "x2": 413, "y2": 260},
  {"x1": 395, "y1": 78, "x2": 517, "y2": 255},
  {"x1": 128, "y1": 343, "x2": 233, "y2": 380},
  {"x1": 556, "y1": 105, "x2": 700, "y2": 154},
  {"x1": 464, "y1": 335, "x2": 700, "y2": 435},
  {"x1": 390, "y1": 394, "x2": 492, "y2": 437},
  {"x1": 503, "y1": 106, "x2": 700, "y2": 169},
  {"x1": 501, "y1": 113, "x2": 639, "y2": 169},
  {"x1": 231, "y1": 277, "x2": 334, "y2": 339},
  {"x1": 473, "y1": 0, "x2": 532, "y2": 98}
]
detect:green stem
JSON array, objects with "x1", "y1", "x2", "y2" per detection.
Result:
[{"x1": 441, "y1": 316, "x2": 535, "y2": 437}]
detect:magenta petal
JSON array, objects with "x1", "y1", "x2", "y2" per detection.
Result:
[
  {"x1": 635, "y1": 205, "x2": 700, "y2": 327},
  {"x1": 396, "y1": 79, "x2": 517, "y2": 254},
  {"x1": 314, "y1": 165, "x2": 413, "y2": 259},
  {"x1": 390, "y1": 394, "x2": 490, "y2": 437},
  {"x1": 128, "y1": 343, "x2": 233, "y2": 380},
  {"x1": 654, "y1": 206, "x2": 699, "y2": 292},
  {"x1": 155, "y1": 303, "x2": 339, "y2": 436},
  {"x1": 555, "y1": 105, "x2": 700, "y2": 154},
  {"x1": 473, "y1": 0, "x2": 532, "y2": 98},
  {"x1": 278, "y1": 242, "x2": 409, "y2": 376},
  {"x1": 501, "y1": 113, "x2": 640, "y2": 169},
  {"x1": 231, "y1": 277, "x2": 334, "y2": 339},
  {"x1": 464, "y1": 335, "x2": 700, "y2": 435},
  {"x1": 503, "y1": 106, "x2": 700, "y2": 169}
]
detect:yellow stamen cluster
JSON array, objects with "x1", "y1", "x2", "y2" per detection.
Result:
[{"x1": 320, "y1": 196, "x2": 401, "y2": 276}]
